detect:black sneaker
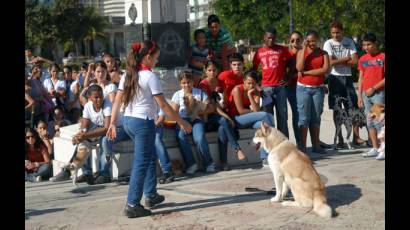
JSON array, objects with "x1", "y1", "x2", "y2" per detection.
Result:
[
  {"x1": 336, "y1": 142, "x2": 348, "y2": 149},
  {"x1": 221, "y1": 163, "x2": 231, "y2": 171},
  {"x1": 319, "y1": 141, "x2": 332, "y2": 149},
  {"x1": 49, "y1": 169, "x2": 70, "y2": 182},
  {"x1": 145, "y1": 193, "x2": 165, "y2": 209},
  {"x1": 158, "y1": 172, "x2": 175, "y2": 184},
  {"x1": 94, "y1": 175, "x2": 111, "y2": 184},
  {"x1": 76, "y1": 174, "x2": 95, "y2": 185},
  {"x1": 123, "y1": 204, "x2": 151, "y2": 218}
]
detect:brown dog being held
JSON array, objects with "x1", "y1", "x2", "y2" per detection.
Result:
[{"x1": 183, "y1": 93, "x2": 208, "y2": 121}]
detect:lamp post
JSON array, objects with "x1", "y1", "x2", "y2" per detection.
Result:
[{"x1": 289, "y1": 0, "x2": 294, "y2": 34}]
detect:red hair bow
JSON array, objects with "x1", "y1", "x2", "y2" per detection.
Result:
[
  {"x1": 132, "y1": 43, "x2": 141, "y2": 53},
  {"x1": 148, "y1": 41, "x2": 157, "y2": 54}
]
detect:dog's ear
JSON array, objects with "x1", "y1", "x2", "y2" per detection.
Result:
[
  {"x1": 379, "y1": 104, "x2": 385, "y2": 113},
  {"x1": 261, "y1": 122, "x2": 270, "y2": 135}
]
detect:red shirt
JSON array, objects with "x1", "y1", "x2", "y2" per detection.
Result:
[
  {"x1": 253, "y1": 45, "x2": 292, "y2": 87},
  {"x1": 227, "y1": 85, "x2": 250, "y2": 117},
  {"x1": 358, "y1": 52, "x2": 385, "y2": 91},
  {"x1": 26, "y1": 144, "x2": 47, "y2": 172},
  {"x1": 288, "y1": 49, "x2": 298, "y2": 87},
  {"x1": 298, "y1": 48, "x2": 326, "y2": 86},
  {"x1": 218, "y1": 70, "x2": 244, "y2": 102},
  {"x1": 198, "y1": 78, "x2": 224, "y2": 98},
  {"x1": 27, "y1": 145, "x2": 47, "y2": 163}
]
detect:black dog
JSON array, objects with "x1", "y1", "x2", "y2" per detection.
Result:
[
  {"x1": 332, "y1": 97, "x2": 367, "y2": 150},
  {"x1": 333, "y1": 97, "x2": 352, "y2": 149}
]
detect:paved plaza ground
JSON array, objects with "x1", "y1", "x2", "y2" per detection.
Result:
[{"x1": 25, "y1": 92, "x2": 385, "y2": 230}]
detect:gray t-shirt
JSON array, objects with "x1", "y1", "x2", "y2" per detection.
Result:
[{"x1": 323, "y1": 37, "x2": 357, "y2": 76}]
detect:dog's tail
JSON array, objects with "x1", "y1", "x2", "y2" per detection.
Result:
[{"x1": 313, "y1": 191, "x2": 332, "y2": 218}]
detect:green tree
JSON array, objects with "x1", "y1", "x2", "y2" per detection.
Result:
[
  {"x1": 25, "y1": 0, "x2": 109, "y2": 60},
  {"x1": 82, "y1": 6, "x2": 109, "y2": 57},
  {"x1": 213, "y1": 0, "x2": 384, "y2": 48},
  {"x1": 25, "y1": 0, "x2": 56, "y2": 58},
  {"x1": 213, "y1": 0, "x2": 288, "y2": 44}
]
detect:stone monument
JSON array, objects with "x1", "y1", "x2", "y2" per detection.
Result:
[{"x1": 124, "y1": 0, "x2": 190, "y2": 69}]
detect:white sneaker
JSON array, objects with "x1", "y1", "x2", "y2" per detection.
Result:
[
  {"x1": 186, "y1": 164, "x2": 198, "y2": 175},
  {"x1": 376, "y1": 152, "x2": 385, "y2": 160},
  {"x1": 35, "y1": 176, "x2": 42, "y2": 182},
  {"x1": 206, "y1": 163, "x2": 216, "y2": 173},
  {"x1": 362, "y1": 148, "x2": 379, "y2": 157}
]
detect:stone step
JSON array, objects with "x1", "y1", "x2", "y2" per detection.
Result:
[{"x1": 53, "y1": 124, "x2": 261, "y2": 179}]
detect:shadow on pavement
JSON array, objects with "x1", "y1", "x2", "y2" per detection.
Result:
[
  {"x1": 311, "y1": 150, "x2": 365, "y2": 161},
  {"x1": 25, "y1": 208, "x2": 65, "y2": 219},
  {"x1": 70, "y1": 185, "x2": 106, "y2": 194},
  {"x1": 151, "y1": 192, "x2": 271, "y2": 215},
  {"x1": 152, "y1": 183, "x2": 361, "y2": 217},
  {"x1": 326, "y1": 183, "x2": 362, "y2": 211}
]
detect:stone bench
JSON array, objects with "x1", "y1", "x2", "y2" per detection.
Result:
[{"x1": 53, "y1": 123, "x2": 261, "y2": 179}]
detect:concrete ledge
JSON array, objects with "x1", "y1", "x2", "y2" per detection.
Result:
[{"x1": 53, "y1": 124, "x2": 260, "y2": 179}]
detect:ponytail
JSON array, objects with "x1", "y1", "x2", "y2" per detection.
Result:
[{"x1": 123, "y1": 40, "x2": 160, "y2": 108}]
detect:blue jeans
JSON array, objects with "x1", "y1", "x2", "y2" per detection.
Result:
[
  {"x1": 100, "y1": 126, "x2": 129, "y2": 177},
  {"x1": 296, "y1": 85, "x2": 325, "y2": 127},
  {"x1": 155, "y1": 127, "x2": 172, "y2": 173},
  {"x1": 123, "y1": 116, "x2": 157, "y2": 206},
  {"x1": 234, "y1": 112, "x2": 274, "y2": 159},
  {"x1": 213, "y1": 115, "x2": 240, "y2": 164},
  {"x1": 26, "y1": 163, "x2": 52, "y2": 181},
  {"x1": 362, "y1": 91, "x2": 385, "y2": 129},
  {"x1": 286, "y1": 86, "x2": 301, "y2": 144},
  {"x1": 175, "y1": 118, "x2": 213, "y2": 168},
  {"x1": 261, "y1": 86, "x2": 288, "y2": 138}
]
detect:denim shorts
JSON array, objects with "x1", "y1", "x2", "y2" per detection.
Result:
[
  {"x1": 362, "y1": 91, "x2": 385, "y2": 129},
  {"x1": 362, "y1": 91, "x2": 385, "y2": 115},
  {"x1": 296, "y1": 85, "x2": 325, "y2": 127}
]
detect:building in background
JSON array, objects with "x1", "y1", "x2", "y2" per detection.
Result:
[
  {"x1": 188, "y1": 0, "x2": 214, "y2": 30},
  {"x1": 37, "y1": 0, "x2": 197, "y2": 60}
]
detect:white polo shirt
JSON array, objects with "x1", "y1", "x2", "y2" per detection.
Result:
[
  {"x1": 82, "y1": 100, "x2": 112, "y2": 131},
  {"x1": 323, "y1": 37, "x2": 357, "y2": 76},
  {"x1": 118, "y1": 70, "x2": 163, "y2": 120},
  {"x1": 43, "y1": 78, "x2": 66, "y2": 92}
]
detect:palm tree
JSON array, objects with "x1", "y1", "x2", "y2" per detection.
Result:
[{"x1": 82, "y1": 6, "x2": 109, "y2": 57}]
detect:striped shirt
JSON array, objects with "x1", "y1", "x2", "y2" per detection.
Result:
[
  {"x1": 189, "y1": 44, "x2": 209, "y2": 76},
  {"x1": 206, "y1": 28, "x2": 235, "y2": 58}
]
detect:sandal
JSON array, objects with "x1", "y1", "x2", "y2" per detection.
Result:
[
  {"x1": 353, "y1": 139, "x2": 367, "y2": 146},
  {"x1": 235, "y1": 148, "x2": 248, "y2": 162}
]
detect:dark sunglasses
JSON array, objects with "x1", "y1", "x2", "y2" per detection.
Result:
[
  {"x1": 26, "y1": 135, "x2": 34, "y2": 139},
  {"x1": 290, "y1": 38, "x2": 301, "y2": 43}
]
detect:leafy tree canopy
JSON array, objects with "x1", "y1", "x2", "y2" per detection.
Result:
[{"x1": 213, "y1": 0, "x2": 384, "y2": 48}]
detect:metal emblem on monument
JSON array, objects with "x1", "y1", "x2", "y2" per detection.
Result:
[{"x1": 158, "y1": 28, "x2": 183, "y2": 57}]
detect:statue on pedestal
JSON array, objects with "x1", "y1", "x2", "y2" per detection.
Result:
[{"x1": 128, "y1": 3, "x2": 138, "y2": 24}]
